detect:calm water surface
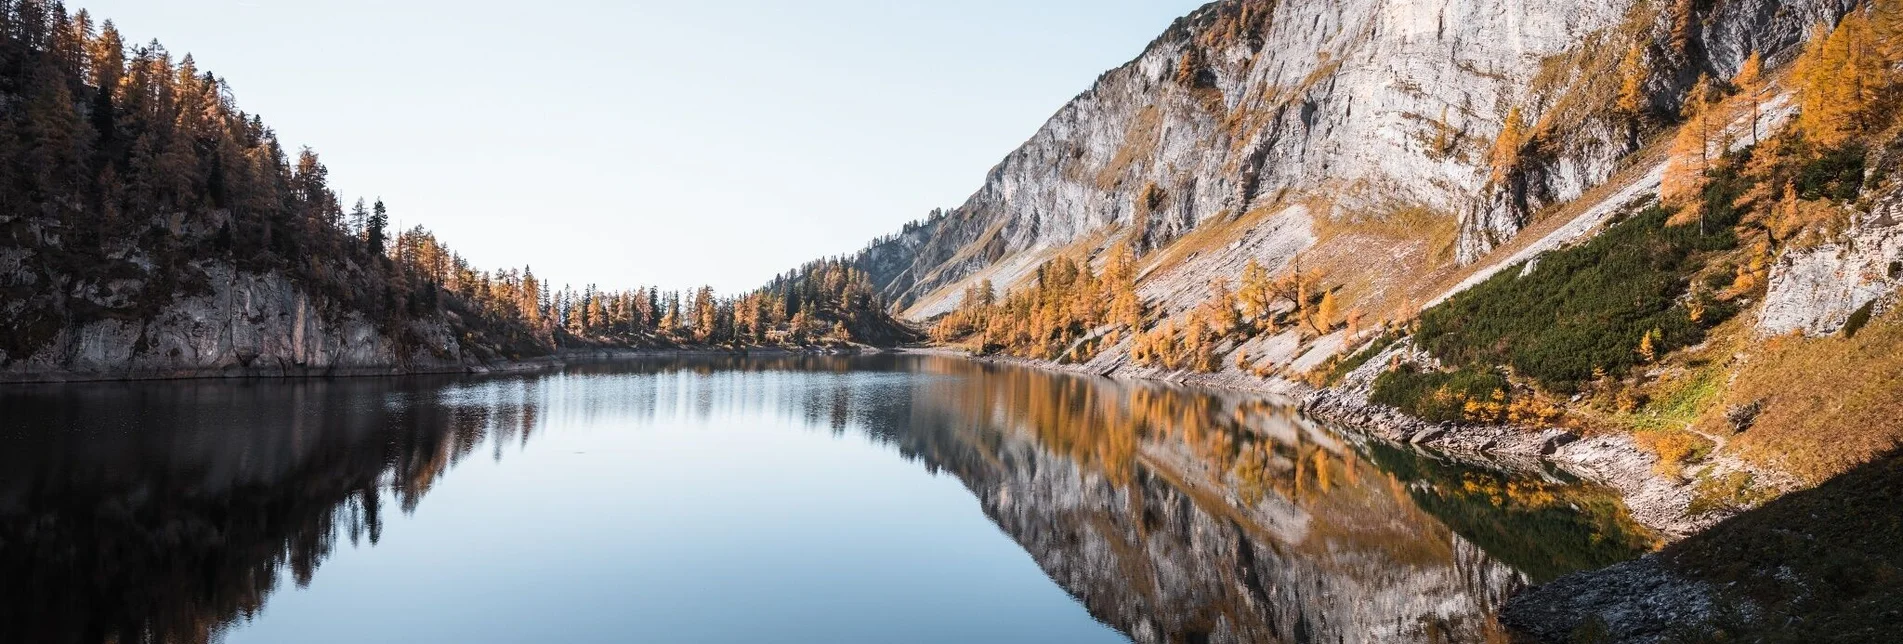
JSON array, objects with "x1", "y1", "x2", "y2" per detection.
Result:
[{"x1": 0, "y1": 355, "x2": 1655, "y2": 643}]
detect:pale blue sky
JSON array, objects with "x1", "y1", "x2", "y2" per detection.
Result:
[{"x1": 81, "y1": 0, "x2": 1206, "y2": 292}]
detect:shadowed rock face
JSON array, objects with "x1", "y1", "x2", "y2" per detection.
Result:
[
  {"x1": 854, "y1": 0, "x2": 1852, "y2": 317},
  {"x1": 0, "y1": 356, "x2": 1652, "y2": 644},
  {"x1": 1504, "y1": 449, "x2": 1903, "y2": 643}
]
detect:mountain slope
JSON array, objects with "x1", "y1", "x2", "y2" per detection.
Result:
[
  {"x1": 857, "y1": 0, "x2": 1849, "y2": 320},
  {"x1": 847, "y1": 0, "x2": 1903, "y2": 540}
]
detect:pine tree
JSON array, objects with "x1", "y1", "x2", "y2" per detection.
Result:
[
  {"x1": 349, "y1": 198, "x2": 369, "y2": 238},
  {"x1": 367, "y1": 199, "x2": 389, "y2": 255}
]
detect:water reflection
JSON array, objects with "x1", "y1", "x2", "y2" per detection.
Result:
[{"x1": 0, "y1": 355, "x2": 1653, "y2": 643}]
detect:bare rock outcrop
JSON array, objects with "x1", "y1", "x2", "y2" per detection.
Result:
[
  {"x1": 1759, "y1": 190, "x2": 1903, "y2": 337},
  {"x1": 2, "y1": 262, "x2": 475, "y2": 383}
]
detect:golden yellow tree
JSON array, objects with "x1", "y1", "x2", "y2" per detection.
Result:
[
  {"x1": 1795, "y1": 14, "x2": 1883, "y2": 148},
  {"x1": 1102, "y1": 242, "x2": 1144, "y2": 329},
  {"x1": 1663, "y1": 75, "x2": 1714, "y2": 231},
  {"x1": 1733, "y1": 51, "x2": 1766, "y2": 145},
  {"x1": 1878, "y1": 0, "x2": 1903, "y2": 64},
  {"x1": 1310, "y1": 291, "x2": 1340, "y2": 335},
  {"x1": 1237, "y1": 259, "x2": 1276, "y2": 319},
  {"x1": 1616, "y1": 44, "x2": 1650, "y2": 117},
  {"x1": 1202, "y1": 278, "x2": 1244, "y2": 337},
  {"x1": 1490, "y1": 106, "x2": 1528, "y2": 184}
]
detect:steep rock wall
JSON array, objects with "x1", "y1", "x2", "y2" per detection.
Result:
[
  {"x1": 858, "y1": 0, "x2": 1852, "y2": 318},
  {"x1": 1759, "y1": 187, "x2": 1903, "y2": 337},
  {"x1": 1, "y1": 262, "x2": 474, "y2": 382}
]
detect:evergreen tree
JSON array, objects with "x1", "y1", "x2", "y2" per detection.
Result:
[
  {"x1": 367, "y1": 199, "x2": 389, "y2": 255},
  {"x1": 348, "y1": 198, "x2": 369, "y2": 238}
]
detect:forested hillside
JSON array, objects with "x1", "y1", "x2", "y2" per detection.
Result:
[{"x1": 0, "y1": 1, "x2": 910, "y2": 381}]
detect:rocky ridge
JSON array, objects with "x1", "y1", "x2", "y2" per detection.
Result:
[{"x1": 858, "y1": 0, "x2": 1854, "y2": 321}]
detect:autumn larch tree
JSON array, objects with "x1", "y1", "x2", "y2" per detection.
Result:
[
  {"x1": 1489, "y1": 106, "x2": 1528, "y2": 185},
  {"x1": 1663, "y1": 75, "x2": 1716, "y2": 232}
]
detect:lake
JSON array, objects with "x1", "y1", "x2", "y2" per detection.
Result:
[{"x1": 0, "y1": 354, "x2": 1654, "y2": 643}]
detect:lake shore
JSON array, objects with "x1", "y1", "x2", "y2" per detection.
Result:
[
  {"x1": 896, "y1": 346, "x2": 1730, "y2": 542},
  {"x1": 0, "y1": 344, "x2": 889, "y2": 385}
]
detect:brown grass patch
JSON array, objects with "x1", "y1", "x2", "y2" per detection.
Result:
[
  {"x1": 1300, "y1": 201, "x2": 1462, "y2": 325},
  {"x1": 1725, "y1": 309, "x2": 1903, "y2": 484},
  {"x1": 1138, "y1": 205, "x2": 1280, "y2": 281}
]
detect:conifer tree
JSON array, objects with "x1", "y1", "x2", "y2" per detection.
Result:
[
  {"x1": 1733, "y1": 51, "x2": 1766, "y2": 145},
  {"x1": 1671, "y1": 0, "x2": 1698, "y2": 57},
  {"x1": 1663, "y1": 75, "x2": 1715, "y2": 231},
  {"x1": 367, "y1": 199, "x2": 389, "y2": 255},
  {"x1": 1312, "y1": 291, "x2": 1340, "y2": 335},
  {"x1": 1877, "y1": 0, "x2": 1903, "y2": 65},
  {"x1": 1489, "y1": 106, "x2": 1527, "y2": 184},
  {"x1": 1795, "y1": 14, "x2": 1883, "y2": 148},
  {"x1": 349, "y1": 198, "x2": 369, "y2": 238},
  {"x1": 1616, "y1": 44, "x2": 1649, "y2": 119}
]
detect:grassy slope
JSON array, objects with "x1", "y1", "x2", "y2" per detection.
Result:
[{"x1": 1720, "y1": 310, "x2": 1903, "y2": 484}]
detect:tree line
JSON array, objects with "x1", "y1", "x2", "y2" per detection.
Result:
[{"x1": 0, "y1": 1, "x2": 910, "y2": 363}]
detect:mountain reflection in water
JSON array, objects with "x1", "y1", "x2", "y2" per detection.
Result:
[{"x1": 0, "y1": 355, "x2": 1654, "y2": 643}]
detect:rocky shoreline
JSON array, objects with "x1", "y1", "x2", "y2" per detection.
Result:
[
  {"x1": 925, "y1": 346, "x2": 1734, "y2": 541},
  {"x1": 0, "y1": 345, "x2": 884, "y2": 385},
  {"x1": 1299, "y1": 389, "x2": 1731, "y2": 540}
]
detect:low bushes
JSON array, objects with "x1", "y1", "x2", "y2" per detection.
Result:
[
  {"x1": 1415, "y1": 181, "x2": 1745, "y2": 392},
  {"x1": 1370, "y1": 364, "x2": 1512, "y2": 423}
]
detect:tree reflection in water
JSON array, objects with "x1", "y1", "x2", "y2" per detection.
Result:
[{"x1": 0, "y1": 355, "x2": 1654, "y2": 644}]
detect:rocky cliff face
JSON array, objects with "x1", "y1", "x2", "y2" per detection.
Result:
[
  {"x1": 0, "y1": 261, "x2": 476, "y2": 383},
  {"x1": 858, "y1": 0, "x2": 1852, "y2": 318},
  {"x1": 1759, "y1": 186, "x2": 1903, "y2": 337}
]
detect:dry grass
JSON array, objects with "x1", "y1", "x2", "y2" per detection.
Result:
[
  {"x1": 1634, "y1": 429, "x2": 1716, "y2": 480},
  {"x1": 1138, "y1": 204, "x2": 1281, "y2": 281},
  {"x1": 1724, "y1": 309, "x2": 1903, "y2": 484},
  {"x1": 1299, "y1": 200, "x2": 1462, "y2": 325}
]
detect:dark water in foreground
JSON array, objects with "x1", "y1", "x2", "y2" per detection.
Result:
[{"x1": 0, "y1": 355, "x2": 1655, "y2": 643}]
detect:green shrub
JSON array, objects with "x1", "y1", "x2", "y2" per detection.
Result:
[
  {"x1": 1844, "y1": 301, "x2": 1875, "y2": 338},
  {"x1": 1370, "y1": 364, "x2": 1511, "y2": 423},
  {"x1": 1415, "y1": 177, "x2": 1746, "y2": 392},
  {"x1": 1795, "y1": 144, "x2": 1866, "y2": 202}
]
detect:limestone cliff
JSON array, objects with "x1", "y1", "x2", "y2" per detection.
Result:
[
  {"x1": 0, "y1": 261, "x2": 479, "y2": 383},
  {"x1": 858, "y1": 0, "x2": 1854, "y2": 320},
  {"x1": 1759, "y1": 187, "x2": 1903, "y2": 337}
]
